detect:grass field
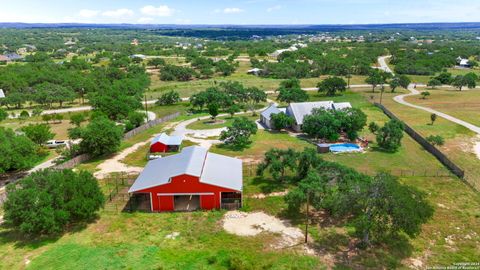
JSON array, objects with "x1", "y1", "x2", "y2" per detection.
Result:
[
  {"x1": 0, "y1": 112, "x2": 87, "y2": 140},
  {"x1": 147, "y1": 61, "x2": 367, "y2": 98},
  {"x1": 359, "y1": 87, "x2": 480, "y2": 190},
  {"x1": 405, "y1": 88, "x2": 480, "y2": 127},
  {"x1": 1, "y1": 88, "x2": 480, "y2": 269},
  {"x1": 186, "y1": 114, "x2": 259, "y2": 130}
]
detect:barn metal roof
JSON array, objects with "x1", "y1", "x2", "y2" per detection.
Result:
[
  {"x1": 151, "y1": 133, "x2": 183, "y2": 146},
  {"x1": 129, "y1": 146, "x2": 242, "y2": 193},
  {"x1": 201, "y1": 152, "x2": 243, "y2": 191},
  {"x1": 287, "y1": 101, "x2": 334, "y2": 125}
]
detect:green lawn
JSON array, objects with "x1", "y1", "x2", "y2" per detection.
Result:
[
  {"x1": 356, "y1": 87, "x2": 480, "y2": 190},
  {"x1": 2, "y1": 88, "x2": 480, "y2": 269},
  {"x1": 405, "y1": 88, "x2": 480, "y2": 127},
  {"x1": 0, "y1": 111, "x2": 88, "y2": 140},
  {"x1": 186, "y1": 114, "x2": 259, "y2": 130},
  {"x1": 147, "y1": 61, "x2": 367, "y2": 98}
]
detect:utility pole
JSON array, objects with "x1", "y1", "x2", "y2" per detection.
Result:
[
  {"x1": 304, "y1": 192, "x2": 310, "y2": 244},
  {"x1": 144, "y1": 94, "x2": 149, "y2": 122}
]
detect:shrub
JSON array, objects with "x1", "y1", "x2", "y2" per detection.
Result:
[
  {"x1": 426, "y1": 135, "x2": 445, "y2": 146},
  {"x1": 0, "y1": 127, "x2": 40, "y2": 173},
  {"x1": 21, "y1": 124, "x2": 55, "y2": 145},
  {"x1": 79, "y1": 116, "x2": 124, "y2": 156},
  {"x1": 3, "y1": 169, "x2": 105, "y2": 235},
  {"x1": 376, "y1": 119, "x2": 404, "y2": 152},
  {"x1": 157, "y1": 90, "x2": 181, "y2": 105}
]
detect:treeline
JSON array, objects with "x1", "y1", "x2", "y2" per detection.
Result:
[
  {"x1": 390, "y1": 42, "x2": 480, "y2": 75},
  {"x1": 254, "y1": 43, "x2": 385, "y2": 79},
  {"x1": 0, "y1": 58, "x2": 149, "y2": 114}
]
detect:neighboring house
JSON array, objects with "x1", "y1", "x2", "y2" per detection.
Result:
[
  {"x1": 64, "y1": 40, "x2": 76, "y2": 46},
  {"x1": 261, "y1": 101, "x2": 352, "y2": 132},
  {"x1": 260, "y1": 104, "x2": 281, "y2": 129},
  {"x1": 0, "y1": 89, "x2": 5, "y2": 99},
  {"x1": 247, "y1": 68, "x2": 263, "y2": 76},
  {"x1": 287, "y1": 101, "x2": 334, "y2": 132},
  {"x1": 4, "y1": 53, "x2": 23, "y2": 61},
  {"x1": 457, "y1": 57, "x2": 471, "y2": 68},
  {"x1": 128, "y1": 146, "x2": 243, "y2": 212},
  {"x1": 332, "y1": 102, "x2": 352, "y2": 110},
  {"x1": 150, "y1": 133, "x2": 183, "y2": 153},
  {"x1": 0, "y1": 55, "x2": 9, "y2": 62},
  {"x1": 130, "y1": 54, "x2": 146, "y2": 60}
]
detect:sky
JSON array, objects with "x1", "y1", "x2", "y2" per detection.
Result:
[{"x1": 0, "y1": 0, "x2": 479, "y2": 25}]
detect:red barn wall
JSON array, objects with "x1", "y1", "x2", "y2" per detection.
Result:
[
  {"x1": 150, "y1": 142, "x2": 167, "y2": 153},
  {"x1": 135, "y1": 174, "x2": 240, "y2": 212}
]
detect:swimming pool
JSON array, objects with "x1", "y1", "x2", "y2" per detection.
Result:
[{"x1": 329, "y1": 143, "x2": 362, "y2": 153}]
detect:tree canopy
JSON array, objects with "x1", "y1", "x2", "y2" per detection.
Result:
[{"x1": 4, "y1": 169, "x2": 105, "y2": 235}]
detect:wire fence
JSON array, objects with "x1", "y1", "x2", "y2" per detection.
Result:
[{"x1": 242, "y1": 163, "x2": 454, "y2": 178}]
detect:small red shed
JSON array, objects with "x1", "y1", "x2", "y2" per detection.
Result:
[
  {"x1": 129, "y1": 146, "x2": 242, "y2": 212},
  {"x1": 150, "y1": 133, "x2": 183, "y2": 153}
]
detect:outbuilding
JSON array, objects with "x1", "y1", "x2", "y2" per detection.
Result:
[
  {"x1": 129, "y1": 146, "x2": 243, "y2": 212},
  {"x1": 150, "y1": 133, "x2": 183, "y2": 153}
]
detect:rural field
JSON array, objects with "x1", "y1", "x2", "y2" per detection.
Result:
[
  {"x1": 2, "y1": 87, "x2": 480, "y2": 269},
  {"x1": 1, "y1": 12, "x2": 480, "y2": 270}
]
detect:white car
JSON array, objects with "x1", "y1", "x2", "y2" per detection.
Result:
[
  {"x1": 44, "y1": 140, "x2": 67, "y2": 149},
  {"x1": 148, "y1": 154, "x2": 162, "y2": 160}
]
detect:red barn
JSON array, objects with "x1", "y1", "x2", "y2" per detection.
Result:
[
  {"x1": 150, "y1": 133, "x2": 183, "y2": 153},
  {"x1": 129, "y1": 146, "x2": 242, "y2": 212}
]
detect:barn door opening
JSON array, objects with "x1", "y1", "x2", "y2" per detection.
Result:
[{"x1": 174, "y1": 195, "x2": 200, "y2": 211}]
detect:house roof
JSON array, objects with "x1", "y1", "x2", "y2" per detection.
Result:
[
  {"x1": 151, "y1": 133, "x2": 183, "y2": 146},
  {"x1": 261, "y1": 104, "x2": 281, "y2": 121},
  {"x1": 0, "y1": 89, "x2": 4, "y2": 98},
  {"x1": 459, "y1": 59, "x2": 470, "y2": 66},
  {"x1": 287, "y1": 101, "x2": 334, "y2": 125},
  {"x1": 5, "y1": 53, "x2": 22, "y2": 60},
  {"x1": 333, "y1": 102, "x2": 352, "y2": 110},
  {"x1": 129, "y1": 146, "x2": 243, "y2": 193}
]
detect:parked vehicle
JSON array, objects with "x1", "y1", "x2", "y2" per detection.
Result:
[
  {"x1": 44, "y1": 140, "x2": 67, "y2": 149},
  {"x1": 148, "y1": 154, "x2": 162, "y2": 160}
]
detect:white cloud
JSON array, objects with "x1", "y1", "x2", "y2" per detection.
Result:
[
  {"x1": 141, "y1": 5, "x2": 175, "y2": 17},
  {"x1": 102, "y1": 8, "x2": 134, "y2": 18},
  {"x1": 216, "y1": 8, "x2": 244, "y2": 14},
  {"x1": 176, "y1": 18, "x2": 192, "y2": 24},
  {"x1": 267, "y1": 5, "x2": 282, "y2": 12},
  {"x1": 79, "y1": 9, "x2": 99, "y2": 18},
  {"x1": 138, "y1": 17, "x2": 154, "y2": 23}
]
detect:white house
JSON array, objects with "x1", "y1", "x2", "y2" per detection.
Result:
[
  {"x1": 457, "y1": 57, "x2": 471, "y2": 68},
  {"x1": 260, "y1": 101, "x2": 352, "y2": 132},
  {"x1": 247, "y1": 68, "x2": 263, "y2": 76}
]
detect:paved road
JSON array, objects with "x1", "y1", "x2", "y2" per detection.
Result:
[
  {"x1": 377, "y1": 55, "x2": 394, "y2": 75},
  {"x1": 393, "y1": 84, "x2": 480, "y2": 135}
]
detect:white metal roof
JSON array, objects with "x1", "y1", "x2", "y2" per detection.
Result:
[
  {"x1": 260, "y1": 104, "x2": 281, "y2": 121},
  {"x1": 287, "y1": 101, "x2": 334, "y2": 125},
  {"x1": 129, "y1": 146, "x2": 242, "y2": 193},
  {"x1": 333, "y1": 102, "x2": 352, "y2": 110},
  {"x1": 151, "y1": 133, "x2": 183, "y2": 146},
  {"x1": 0, "y1": 89, "x2": 4, "y2": 98},
  {"x1": 201, "y1": 152, "x2": 243, "y2": 191}
]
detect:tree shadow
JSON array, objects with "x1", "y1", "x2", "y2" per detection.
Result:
[
  {"x1": 250, "y1": 176, "x2": 289, "y2": 194},
  {"x1": 216, "y1": 143, "x2": 252, "y2": 152},
  {"x1": 0, "y1": 215, "x2": 98, "y2": 249}
]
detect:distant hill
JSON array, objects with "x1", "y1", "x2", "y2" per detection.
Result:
[{"x1": 1, "y1": 22, "x2": 480, "y2": 31}]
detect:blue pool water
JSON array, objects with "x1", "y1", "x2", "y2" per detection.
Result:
[{"x1": 329, "y1": 143, "x2": 361, "y2": 153}]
